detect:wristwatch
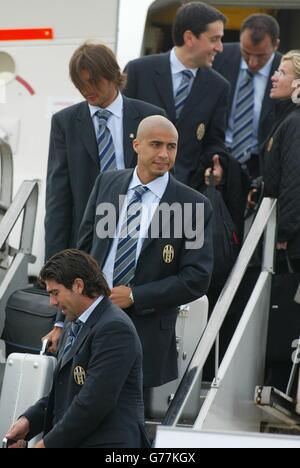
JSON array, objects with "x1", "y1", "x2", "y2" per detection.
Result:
[{"x1": 129, "y1": 290, "x2": 134, "y2": 304}]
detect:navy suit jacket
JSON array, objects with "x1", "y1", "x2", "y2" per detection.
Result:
[
  {"x1": 78, "y1": 170, "x2": 214, "y2": 387},
  {"x1": 124, "y1": 52, "x2": 230, "y2": 189},
  {"x1": 45, "y1": 96, "x2": 166, "y2": 260},
  {"x1": 24, "y1": 298, "x2": 147, "y2": 448},
  {"x1": 213, "y1": 43, "x2": 282, "y2": 152}
]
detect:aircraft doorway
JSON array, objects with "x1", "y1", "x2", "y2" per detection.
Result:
[{"x1": 142, "y1": 1, "x2": 300, "y2": 56}]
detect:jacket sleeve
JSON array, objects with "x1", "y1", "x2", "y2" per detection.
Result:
[
  {"x1": 123, "y1": 61, "x2": 138, "y2": 98},
  {"x1": 45, "y1": 115, "x2": 73, "y2": 261},
  {"x1": 276, "y1": 120, "x2": 300, "y2": 242},
  {"x1": 132, "y1": 198, "x2": 214, "y2": 313},
  {"x1": 23, "y1": 397, "x2": 49, "y2": 440},
  {"x1": 77, "y1": 174, "x2": 102, "y2": 253}
]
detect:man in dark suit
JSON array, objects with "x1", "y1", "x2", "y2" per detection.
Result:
[
  {"x1": 78, "y1": 115, "x2": 214, "y2": 390},
  {"x1": 6, "y1": 250, "x2": 147, "y2": 449},
  {"x1": 213, "y1": 14, "x2": 282, "y2": 180},
  {"x1": 45, "y1": 42, "x2": 165, "y2": 261},
  {"x1": 124, "y1": 2, "x2": 231, "y2": 191}
]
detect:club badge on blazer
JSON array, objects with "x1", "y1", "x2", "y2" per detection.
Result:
[
  {"x1": 163, "y1": 245, "x2": 175, "y2": 264},
  {"x1": 129, "y1": 133, "x2": 135, "y2": 140},
  {"x1": 267, "y1": 137, "x2": 274, "y2": 152},
  {"x1": 74, "y1": 366, "x2": 86, "y2": 386},
  {"x1": 196, "y1": 123, "x2": 206, "y2": 141}
]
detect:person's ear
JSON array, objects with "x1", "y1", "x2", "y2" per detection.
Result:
[
  {"x1": 133, "y1": 139, "x2": 139, "y2": 155},
  {"x1": 274, "y1": 39, "x2": 280, "y2": 51},
  {"x1": 183, "y1": 30, "x2": 197, "y2": 48},
  {"x1": 72, "y1": 278, "x2": 84, "y2": 295}
]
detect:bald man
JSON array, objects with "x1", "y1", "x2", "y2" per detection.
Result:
[{"x1": 77, "y1": 115, "x2": 214, "y2": 392}]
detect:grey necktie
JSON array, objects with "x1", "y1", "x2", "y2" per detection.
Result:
[
  {"x1": 63, "y1": 320, "x2": 83, "y2": 357},
  {"x1": 231, "y1": 70, "x2": 255, "y2": 163},
  {"x1": 175, "y1": 70, "x2": 194, "y2": 119},
  {"x1": 96, "y1": 109, "x2": 117, "y2": 171},
  {"x1": 113, "y1": 185, "x2": 149, "y2": 287}
]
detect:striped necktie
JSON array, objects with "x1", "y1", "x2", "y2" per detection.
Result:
[
  {"x1": 96, "y1": 109, "x2": 117, "y2": 171},
  {"x1": 113, "y1": 185, "x2": 149, "y2": 287},
  {"x1": 231, "y1": 70, "x2": 255, "y2": 163},
  {"x1": 175, "y1": 70, "x2": 194, "y2": 120},
  {"x1": 63, "y1": 320, "x2": 83, "y2": 357}
]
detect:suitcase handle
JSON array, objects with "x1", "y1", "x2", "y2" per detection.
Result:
[
  {"x1": 40, "y1": 339, "x2": 49, "y2": 356},
  {"x1": 2, "y1": 438, "x2": 8, "y2": 448},
  {"x1": 2, "y1": 438, "x2": 28, "y2": 448}
]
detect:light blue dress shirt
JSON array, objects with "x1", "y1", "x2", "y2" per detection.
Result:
[
  {"x1": 226, "y1": 53, "x2": 275, "y2": 155},
  {"x1": 103, "y1": 169, "x2": 170, "y2": 288},
  {"x1": 89, "y1": 93, "x2": 125, "y2": 169},
  {"x1": 170, "y1": 48, "x2": 198, "y2": 97},
  {"x1": 55, "y1": 295, "x2": 103, "y2": 329},
  {"x1": 79, "y1": 296, "x2": 104, "y2": 324}
]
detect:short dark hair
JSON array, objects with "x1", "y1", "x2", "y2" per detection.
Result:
[
  {"x1": 172, "y1": 2, "x2": 227, "y2": 47},
  {"x1": 39, "y1": 249, "x2": 111, "y2": 298},
  {"x1": 69, "y1": 42, "x2": 127, "y2": 92},
  {"x1": 240, "y1": 14, "x2": 280, "y2": 46}
]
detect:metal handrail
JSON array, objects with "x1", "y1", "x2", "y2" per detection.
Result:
[
  {"x1": 163, "y1": 198, "x2": 277, "y2": 426},
  {"x1": 0, "y1": 180, "x2": 39, "y2": 255},
  {"x1": 0, "y1": 139, "x2": 13, "y2": 215}
]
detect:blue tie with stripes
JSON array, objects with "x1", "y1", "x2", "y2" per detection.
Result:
[
  {"x1": 175, "y1": 70, "x2": 194, "y2": 120},
  {"x1": 113, "y1": 185, "x2": 149, "y2": 287},
  {"x1": 63, "y1": 320, "x2": 83, "y2": 357},
  {"x1": 96, "y1": 109, "x2": 117, "y2": 171},
  {"x1": 231, "y1": 70, "x2": 255, "y2": 163}
]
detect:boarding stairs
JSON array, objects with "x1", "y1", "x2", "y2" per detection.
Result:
[
  {"x1": 153, "y1": 197, "x2": 300, "y2": 447},
  {"x1": 0, "y1": 140, "x2": 39, "y2": 392}
]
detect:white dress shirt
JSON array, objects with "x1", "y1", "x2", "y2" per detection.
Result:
[
  {"x1": 103, "y1": 169, "x2": 170, "y2": 288},
  {"x1": 226, "y1": 53, "x2": 275, "y2": 154},
  {"x1": 89, "y1": 93, "x2": 125, "y2": 169},
  {"x1": 170, "y1": 48, "x2": 198, "y2": 97}
]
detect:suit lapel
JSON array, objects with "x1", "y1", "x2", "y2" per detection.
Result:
[
  {"x1": 260, "y1": 53, "x2": 281, "y2": 128},
  {"x1": 76, "y1": 102, "x2": 100, "y2": 167},
  {"x1": 99, "y1": 171, "x2": 134, "y2": 267},
  {"x1": 138, "y1": 175, "x2": 177, "y2": 257},
  {"x1": 153, "y1": 53, "x2": 176, "y2": 121},
  {"x1": 227, "y1": 49, "x2": 242, "y2": 107},
  {"x1": 110, "y1": 171, "x2": 134, "y2": 226},
  {"x1": 122, "y1": 96, "x2": 140, "y2": 168},
  {"x1": 177, "y1": 68, "x2": 209, "y2": 124},
  {"x1": 59, "y1": 298, "x2": 109, "y2": 370}
]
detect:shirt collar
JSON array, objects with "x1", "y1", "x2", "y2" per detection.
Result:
[
  {"x1": 79, "y1": 296, "x2": 104, "y2": 324},
  {"x1": 129, "y1": 168, "x2": 169, "y2": 200},
  {"x1": 170, "y1": 47, "x2": 198, "y2": 78},
  {"x1": 241, "y1": 53, "x2": 275, "y2": 78},
  {"x1": 89, "y1": 92, "x2": 123, "y2": 119}
]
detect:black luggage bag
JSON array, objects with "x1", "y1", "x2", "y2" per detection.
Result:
[
  {"x1": 1, "y1": 286, "x2": 57, "y2": 357},
  {"x1": 265, "y1": 255, "x2": 300, "y2": 394},
  {"x1": 203, "y1": 182, "x2": 240, "y2": 290}
]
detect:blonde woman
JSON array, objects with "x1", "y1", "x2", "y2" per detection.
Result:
[
  {"x1": 263, "y1": 51, "x2": 300, "y2": 394},
  {"x1": 264, "y1": 50, "x2": 300, "y2": 265}
]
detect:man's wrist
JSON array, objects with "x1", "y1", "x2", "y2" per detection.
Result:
[
  {"x1": 54, "y1": 322, "x2": 64, "y2": 329},
  {"x1": 129, "y1": 290, "x2": 134, "y2": 304}
]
